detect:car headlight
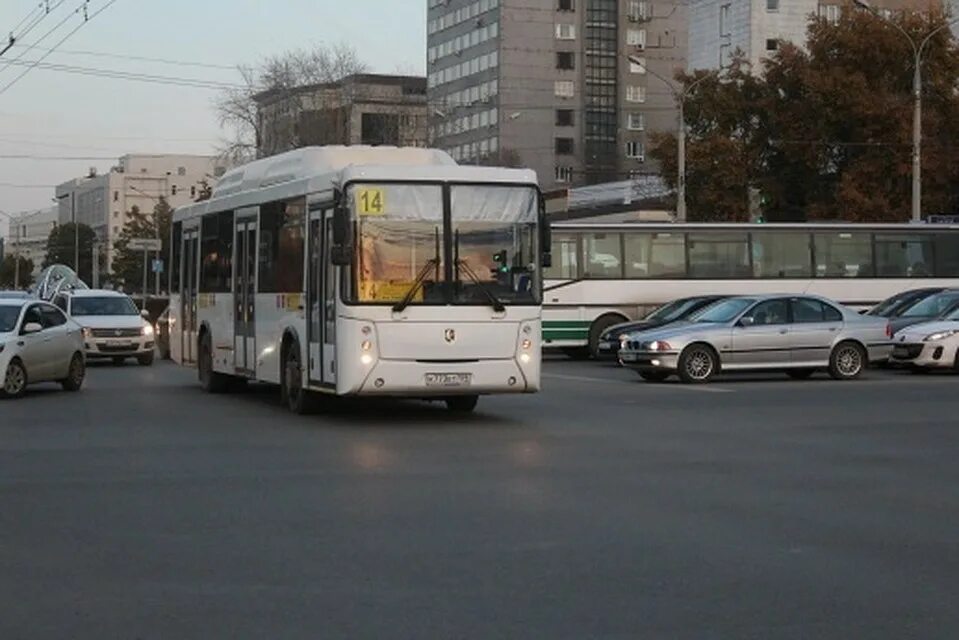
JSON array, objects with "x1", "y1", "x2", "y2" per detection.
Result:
[
  {"x1": 644, "y1": 340, "x2": 672, "y2": 352},
  {"x1": 142, "y1": 324, "x2": 154, "y2": 336},
  {"x1": 924, "y1": 330, "x2": 958, "y2": 341},
  {"x1": 82, "y1": 327, "x2": 93, "y2": 339}
]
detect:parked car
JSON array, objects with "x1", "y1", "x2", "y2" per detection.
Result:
[
  {"x1": 156, "y1": 306, "x2": 171, "y2": 360},
  {"x1": 596, "y1": 295, "x2": 730, "y2": 358},
  {"x1": 889, "y1": 306, "x2": 959, "y2": 371},
  {"x1": 618, "y1": 294, "x2": 892, "y2": 384},
  {"x1": 52, "y1": 290, "x2": 156, "y2": 366},
  {"x1": 866, "y1": 287, "x2": 946, "y2": 318},
  {"x1": 0, "y1": 298, "x2": 85, "y2": 398},
  {"x1": 886, "y1": 289, "x2": 959, "y2": 335}
]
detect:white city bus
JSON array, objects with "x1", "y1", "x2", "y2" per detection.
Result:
[
  {"x1": 168, "y1": 146, "x2": 548, "y2": 413},
  {"x1": 544, "y1": 222, "x2": 959, "y2": 357}
]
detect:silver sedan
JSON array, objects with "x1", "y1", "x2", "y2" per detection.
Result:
[{"x1": 618, "y1": 295, "x2": 893, "y2": 383}]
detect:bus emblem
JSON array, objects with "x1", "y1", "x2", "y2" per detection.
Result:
[{"x1": 444, "y1": 329, "x2": 456, "y2": 344}]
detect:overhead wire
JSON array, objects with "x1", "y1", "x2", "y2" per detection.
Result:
[
  {"x1": 2, "y1": 0, "x2": 71, "y2": 66},
  {"x1": 0, "y1": 57, "x2": 244, "y2": 89},
  {"x1": 7, "y1": 43, "x2": 239, "y2": 70}
]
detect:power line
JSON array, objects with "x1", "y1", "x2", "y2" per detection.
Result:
[
  {"x1": 2, "y1": 0, "x2": 71, "y2": 64},
  {"x1": 0, "y1": 0, "x2": 121, "y2": 97},
  {"x1": 0, "y1": 0, "x2": 79, "y2": 78},
  {"x1": 0, "y1": 57, "x2": 244, "y2": 89},
  {"x1": 10, "y1": 3, "x2": 46, "y2": 36},
  {"x1": 8, "y1": 42, "x2": 239, "y2": 70}
]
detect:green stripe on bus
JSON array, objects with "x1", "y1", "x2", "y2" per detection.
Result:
[{"x1": 543, "y1": 321, "x2": 591, "y2": 328}]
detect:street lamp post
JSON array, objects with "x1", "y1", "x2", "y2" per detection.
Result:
[
  {"x1": 854, "y1": 0, "x2": 959, "y2": 222},
  {"x1": 628, "y1": 55, "x2": 722, "y2": 222}
]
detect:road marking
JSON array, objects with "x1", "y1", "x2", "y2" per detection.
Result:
[{"x1": 543, "y1": 372, "x2": 734, "y2": 393}]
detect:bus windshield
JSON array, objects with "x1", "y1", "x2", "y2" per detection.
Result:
[{"x1": 349, "y1": 183, "x2": 540, "y2": 306}]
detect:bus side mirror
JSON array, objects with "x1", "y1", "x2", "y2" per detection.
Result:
[
  {"x1": 331, "y1": 204, "x2": 353, "y2": 266},
  {"x1": 539, "y1": 199, "x2": 552, "y2": 268}
]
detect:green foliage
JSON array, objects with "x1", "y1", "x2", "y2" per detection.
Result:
[
  {"x1": 112, "y1": 198, "x2": 173, "y2": 292},
  {"x1": 43, "y1": 222, "x2": 99, "y2": 284},
  {"x1": 651, "y1": 10, "x2": 959, "y2": 221},
  {"x1": 0, "y1": 254, "x2": 34, "y2": 289}
]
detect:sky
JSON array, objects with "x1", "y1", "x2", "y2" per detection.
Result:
[{"x1": 0, "y1": 0, "x2": 426, "y2": 236}]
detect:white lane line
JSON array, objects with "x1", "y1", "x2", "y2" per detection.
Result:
[{"x1": 543, "y1": 373, "x2": 734, "y2": 393}]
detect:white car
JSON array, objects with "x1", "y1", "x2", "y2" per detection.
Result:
[
  {"x1": 53, "y1": 290, "x2": 156, "y2": 366},
  {"x1": 0, "y1": 298, "x2": 86, "y2": 399},
  {"x1": 889, "y1": 313, "x2": 959, "y2": 371}
]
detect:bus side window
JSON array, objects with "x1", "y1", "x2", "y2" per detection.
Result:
[{"x1": 544, "y1": 233, "x2": 578, "y2": 279}]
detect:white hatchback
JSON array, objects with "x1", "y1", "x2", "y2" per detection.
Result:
[
  {"x1": 890, "y1": 312, "x2": 959, "y2": 371},
  {"x1": 0, "y1": 299, "x2": 86, "y2": 399},
  {"x1": 53, "y1": 290, "x2": 156, "y2": 366}
]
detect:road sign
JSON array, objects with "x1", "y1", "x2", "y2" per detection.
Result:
[
  {"x1": 129, "y1": 238, "x2": 161, "y2": 251},
  {"x1": 152, "y1": 259, "x2": 164, "y2": 274}
]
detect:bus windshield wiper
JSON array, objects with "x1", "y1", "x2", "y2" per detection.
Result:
[
  {"x1": 456, "y1": 259, "x2": 506, "y2": 312},
  {"x1": 392, "y1": 258, "x2": 439, "y2": 313}
]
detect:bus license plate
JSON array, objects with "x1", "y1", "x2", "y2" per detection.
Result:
[{"x1": 425, "y1": 373, "x2": 472, "y2": 387}]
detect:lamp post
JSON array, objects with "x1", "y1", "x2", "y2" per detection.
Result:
[
  {"x1": 853, "y1": 1, "x2": 959, "y2": 222},
  {"x1": 628, "y1": 55, "x2": 722, "y2": 222}
]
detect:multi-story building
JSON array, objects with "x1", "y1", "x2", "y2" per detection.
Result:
[
  {"x1": 55, "y1": 154, "x2": 222, "y2": 270},
  {"x1": 254, "y1": 74, "x2": 429, "y2": 157},
  {"x1": 689, "y1": 0, "x2": 945, "y2": 72},
  {"x1": 427, "y1": 0, "x2": 688, "y2": 189},
  {"x1": 6, "y1": 207, "x2": 59, "y2": 278}
]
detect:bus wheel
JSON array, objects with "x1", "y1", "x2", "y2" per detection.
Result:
[
  {"x1": 199, "y1": 333, "x2": 229, "y2": 393},
  {"x1": 445, "y1": 395, "x2": 479, "y2": 413},
  {"x1": 282, "y1": 343, "x2": 316, "y2": 415}
]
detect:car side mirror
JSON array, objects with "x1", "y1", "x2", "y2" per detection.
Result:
[
  {"x1": 22, "y1": 322, "x2": 42, "y2": 335},
  {"x1": 738, "y1": 316, "x2": 755, "y2": 327}
]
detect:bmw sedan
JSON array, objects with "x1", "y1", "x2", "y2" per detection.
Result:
[
  {"x1": 596, "y1": 295, "x2": 729, "y2": 358},
  {"x1": 618, "y1": 294, "x2": 892, "y2": 383},
  {"x1": 0, "y1": 299, "x2": 86, "y2": 398}
]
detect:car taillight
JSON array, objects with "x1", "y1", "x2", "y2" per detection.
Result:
[{"x1": 885, "y1": 323, "x2": 893, "y2": 338}]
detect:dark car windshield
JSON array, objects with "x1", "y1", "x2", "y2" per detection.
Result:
[
  {"x1": 71, "y1": 296, "x2": 139, "y2": 317},
  {"x1": 900, "y1": 292, "x2": 959, "y2": 318},
  {"x1": 691, "y1": 298, "x2": 756, "y2": 323},
  {"x1": 645, "y1": 298, "x2": 705, "y2": 323},
  {"x1": 869, "y1": 291, "x2": 933, "y2": 317},
  {"x1": 0, "y1": 305, "x2": 23, "y2": 332}
]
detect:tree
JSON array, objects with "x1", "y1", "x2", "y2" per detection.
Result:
[
  {"x1": 112, "y1": 198, "x2": 173, "y2": 293},
  {"x1": 43, "y1": 223, "x2": 99, "y2": 285},
  {"x1": 215, "y1": 43, "x2": 369, "y2": 160},
  {"x1": 651, "y1": 10, "x2": 959, "y2": 221},
  {"x1": 0, "y1": 254, "x2": 34, "y2": 289}
]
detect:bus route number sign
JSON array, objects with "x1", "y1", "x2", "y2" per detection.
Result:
[{"x1": 357, "y1": 188, "x2": 385, "y2": 216}]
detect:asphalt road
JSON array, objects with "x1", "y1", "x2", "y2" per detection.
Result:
[{"x1": 1, "y1": 357, "x2": 958, "y2": 639}]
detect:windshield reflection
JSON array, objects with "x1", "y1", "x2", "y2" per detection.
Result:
[{"x1": 692, "y1": 298, "x2": 755, "y2": 323}]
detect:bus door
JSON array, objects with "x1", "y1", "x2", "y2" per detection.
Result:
[
  {"x1": 180, "y1": 224, "x2": 200, "y2": 365},
  {"x1": 307, "y1": 208, "x2": 336, "y2": 387},
  {"x1": 234, "y1": 207, "x2": 258, "y2": 375}
]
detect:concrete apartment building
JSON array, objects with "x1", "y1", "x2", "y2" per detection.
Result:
[
  {"x1": 254, "y1": 74, "x2": 429, "y2": 157},
  {"x1": 55, "y1": 154, "x2": 222, "y2": 270},
  {"x1": 6, "y1": 206, "x2": 58, "y2": 278},
  {"x1": 427, "y1": 0, "x2": 688, "y2": 189},
  {"x1": 689, "y1": 0, "x2": 946, "y2": 72}
]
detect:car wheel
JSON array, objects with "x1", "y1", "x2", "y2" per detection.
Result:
[
  {"x1": 282, "y1": 342, "x2": 316, "y2": 415},
  {"x1": 61, "y1": 353, "x2": 85, "y2": 392},
  {"x1": 1, "y1": 359, "x2": 28, "y2": 399},
  {"x1": 638, "y1": 371, "x2": 670, "y2": 382},
  {"x1": 137, "y1": 351, "x2": 155, "y2": 367},
  {"x1": 786, "y1": 368, "x2": 815, "y2": 380},
  {"x1": 199, "y1": 333, "x2": 229, "y2": 393},
  {"x1": 677, "y1": 344, "x2": 717, "y2": 384},
  {"x1": 112, "y1": 357, "x2": 126, "y2": 366},
  {"x1": 828, "y1": 341, "x2": 866, "y2": 380},
  {"x1": 445, "y1": 395, "x2": 479, "y2": 413}
]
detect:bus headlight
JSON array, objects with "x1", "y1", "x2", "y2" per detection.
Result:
[
  {"x1": 521, "y1": 338, "x2": 532, "y2": 350},
  {"x1": 361, "y1": 340, "x2": 372, "y2": 352},
  {"x1": 361, "y1": 354, "x2": 373, "y2": 365},
  {"x1": 520, "y1": 353, "x2": 531, "y2": 364}
]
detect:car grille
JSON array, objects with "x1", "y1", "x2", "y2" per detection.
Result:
[
  {"x1": 892, "y1": 343, "x2": 924, "y2": 359},
  {"x1": 96, "y1": 344, "x2": 140, "y2": 353},
  {"x1": 91, "y1": 328, "x2": 141, "y2": 338}
]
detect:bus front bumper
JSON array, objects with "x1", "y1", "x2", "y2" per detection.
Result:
[{"x1": 348, "y1": 358, "x2": 539, "y2": 396}]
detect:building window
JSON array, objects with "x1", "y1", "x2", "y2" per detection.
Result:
[
  {"x1": 627, "y1": 1, "x2": 648, "y2": 21},
  {"x1": 626, "y1": 28, "x2": 646, "y2": 48},
  {"x1": 629, "y1": 57, "x2": 646, "y2": 74},
  {"x1": 767, "y1": 0, "x2": 779, "y2": 11},
  {"x1": 171, "y1": 185, "x2": 178, "y2": 196},
  {"x1": 557, "y1": 51, "x2": 575, "y2": 70},
  {"x1": 626, "y1": 141, "x2": 645, "y2": 160},
  {"x1": 555, "y1": 166, "x2": 574, "y2": 183},
  {"x1": 177, "y1": 166, "x2": 186, "y2": 176},
  {"x1": 820, "y1": 4, "x2": 840, "y2": 23},
  {"x1": 113, "y1": 211, "x2": 120, "y2": 219},
  {"x1": 113, "y1": 226, "x2": 118, "y2": 235},
  {"x1": 555, "y1": 80, "x2": 575, "y2": 97},
  {"x1": 558, "y1": 0, "x2": 574, "y2": 10},
  {"x1": 625, "y1": 85, "x2": 646, "y2": 102},
  {"x1": 556, "y1": 109, "x2": 575, "y2": 126},
  {"x1": 720, "y1": 4, "x2": 731, "y2": 36},
  {"x1": 113, "y1": 190, "x2": 119, "y2": 202},
  {"x1": 766, "y1": 38, "x2": 778, "y2": 52},
  {"x1": 556, "y1": 23, "x2": 576, "y2": 39},
  {"x1": 627, "y1": 112, "x2": 645, "y2": 131},
  {"x1": 555, "y1": 137, "x2": 574, "y2": 154}
]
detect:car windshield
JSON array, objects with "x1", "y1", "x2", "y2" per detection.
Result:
[
  {"x1": 71, "y1": 296, "x2": 139, "y2": 316},
  {"x1": 647, "y1": 297, "x2": 713, "y2": 322},
  {"x1": 900, "y1": 292, "x2": 959, "y2": 318},
  {"x1": 691, "y1": 298, "x2": 756, "y2": 323},
  {"x1": 869, "y1": 291, "x2": 921, "y2": 316},
  {"x1": 0, "y1": 305, "x2": 22, "y2": 332}
]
